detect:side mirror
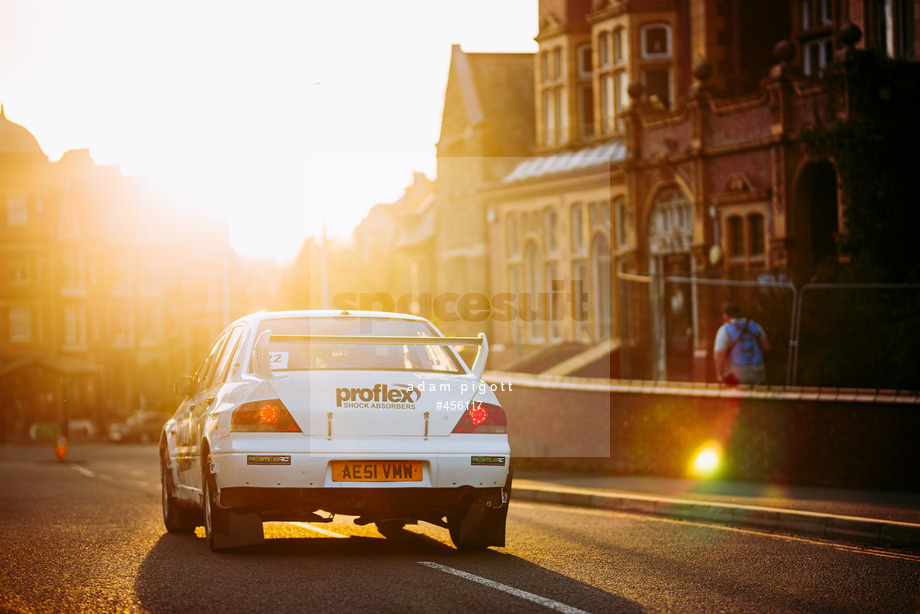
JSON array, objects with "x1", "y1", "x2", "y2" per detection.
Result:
[{"x1": 174, "y1": 375, "x2": 193, "y2": 398}]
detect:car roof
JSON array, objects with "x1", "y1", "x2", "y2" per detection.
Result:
[{"x1": 231, "y1": 310, "x2": 431, "y2": 328}]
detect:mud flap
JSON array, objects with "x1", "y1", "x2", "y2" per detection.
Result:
[
  {"x1": 452, "y1": 503, "x2": 509, "y2": 548},
  {"x1": 210, "y1": 511, "x2": 265, "y2": 550}
]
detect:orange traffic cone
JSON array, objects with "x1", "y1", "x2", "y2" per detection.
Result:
[{"x1": 55, "y1": 435, "x2": 68, "y2": 462}]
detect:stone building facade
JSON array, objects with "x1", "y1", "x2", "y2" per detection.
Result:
[{"x1": 462, "y1": 0, "x2": 918, "y2": 378}]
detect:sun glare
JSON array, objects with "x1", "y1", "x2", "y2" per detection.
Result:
[
  {"x1": 0, "y1": 0, "x2": 538, "y2": 263},
  {"x1": 690, "y1": 442, "x2": 722, "y2": 478}
]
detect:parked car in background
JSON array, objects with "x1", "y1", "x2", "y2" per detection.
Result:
[
  {"x1": 108, "y1": 411, "x2": 170, "y2": 443},
  {"x1": 159, "y1": 310, "x2": 511, "y2": 552}
]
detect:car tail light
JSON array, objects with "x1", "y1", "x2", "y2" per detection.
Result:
[
  {"x1": 231, "y1": 400, "x2": 302, "y2": 433},
  {"x1": 451, "y1": 401, "x2": 507, "y2": 434}
]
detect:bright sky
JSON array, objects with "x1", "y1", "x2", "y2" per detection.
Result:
[{"x1": 0, "y1": 0, "x2": 537, "y2": 263}]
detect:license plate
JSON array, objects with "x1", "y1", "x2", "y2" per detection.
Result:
[{"x1": 331, "y1": 461, "x2": 423, "y2": 482}]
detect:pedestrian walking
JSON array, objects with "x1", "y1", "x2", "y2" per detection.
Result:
[{"x1": 713, "y1": 302, "x2": 770, "y2": 385}]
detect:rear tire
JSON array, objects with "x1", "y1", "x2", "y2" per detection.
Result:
[
  {"x1": 202, "y1": 452, "x2": 264, "y2": 551},
  {"x1": 161, "y1": 454, "x2": 198, "y2": 533},
  {"x1": 203, "y1": 458, "x2": 228, "y2": 551}
]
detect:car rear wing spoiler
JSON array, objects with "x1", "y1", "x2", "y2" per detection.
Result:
[{"x1": 251, "y1": 332, "x2": 489, "y2": 381}]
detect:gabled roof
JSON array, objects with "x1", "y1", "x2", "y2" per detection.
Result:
[{"x1": 439, "y1": 45, "x2": 535, "y2": 156}]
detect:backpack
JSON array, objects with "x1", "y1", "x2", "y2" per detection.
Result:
[{"x1": 728, "y1": 319, "x2": 762, "y2": 367}]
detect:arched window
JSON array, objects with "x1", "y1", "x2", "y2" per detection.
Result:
[{"x1": 648, "y1": 187, "x2": 693, "y2": 255}]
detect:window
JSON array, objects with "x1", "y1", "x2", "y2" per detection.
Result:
[
  {"x1": 212, "y1": 326, "x2": 244, "y2": 385},
  {"x1": 542, "y1": 85, "x2": 566, "y2": 146},
  {"x1": 613, "y1": 28, "x2": 625, "y2": 63},
  {"x1": 820, "y1": 0, "x2": 832, "y2": 24},
  {"x1": 749, "y1": 214, "x2": 766, "y2": 256},
  {"x1": 62, "y1": 251, "x2": 85, "y2": 289},
  {"x1": 577, "y1": 44, "x2": 593, "y2": 77},
  {"x1": 728, "y1": 216, "x2": 745, "y2": 258},
  {"x1": 9, "y1": 307, "x2": 31, "y2": 342},
  {"x1": 641, "y1": 24, "x2": 671, "y2": 59},
  {"x1": 572, "y1": 204, "x2": 586, "y2": 253},
  {"x1": 648, "y1": 188, "x2": 693, "y2": 255},
  {"x1": 6, "y1": 196, "x2": 27, "y2": 226},
  {"x1": 508, "y1": 265, "x2": 523, "y2": 343},
  {"x1": 597, "y1": 26, "x2": 628, "y2": 133},
  {"x1": 725, "y1": 212, "x2": 766, "y2": 267},
  {"x1": 552, "y1": 48, "x2": 562, "y2": 79},
  {"x1": 8, "y1": 254, "x2": 29, "y2": 286},
  {"x1": 592, "y1": 235, "x2": 612, "y2": 341},
  {"x1": 578, "y1": 84, "x2": 595, "y2": 138},
  {"x1": 643, "y1": 66, "x2": 673, "y2": 109},
  {"x1": 874, "y1": 0, "x2": 917, "y2": 59},
  {"x1": 545, "y1": 208, "x2": 558, "y2": 254},
  {"x1": 801, "y1": 0, "x2": 813, "y2": 29},
  {"x1": 554, "y1": 87, "x2": 565, "y2": 144},
  {"x1": 614, "y1": 70, "x2": 627, "y2": 129},
  {"x1": 112, "y1": 305, "x2": 134, "y2": 346},
  {"x1": 614, "y1": 197, "x2": 628, "y2": 249},
  {"x1": 599, "y1": 31, "x2": 611, "y2": 67},
  {"x1": 506, "y1": 213, "x2": 520, "y2": 257},
  {"x1": 573, "y1": 261, "x2": 589, "y2": 341},
  {"x1": 803, "y1": 37, "x2": 833, "y2": 76},
  {"x1": 524, "y1": 242, "x2": 543, "y2": 342},
  {"x1": 197, "y1": 329, "x2": 233, "y2": 390},
  {"x1": 601, "y1": 74, "x2": 615, "y2": 133},
  {"x1": 545, "y1": 262, "x2": 562, "y2": 342},
  {"x1": 64, "y1": 304, "x2": 87, "y2": 347}
]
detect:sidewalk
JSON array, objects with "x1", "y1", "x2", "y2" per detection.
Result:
[{"x1": 512, "y1": 471, "x2": 920, "y2": 552}]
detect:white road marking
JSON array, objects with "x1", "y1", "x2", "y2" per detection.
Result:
[
  {"x1": 73, "y1": 466, "x2": 95, "y2": 478},
  {"x1": 289, "y1": 521, "x2": 346, "y2": 538},
  {"x1": 70, "y1": 465, "x2": 154, "y2": 491},
  {"x1": 418, "y1": 562, "x2": 590, "y2": 614}
]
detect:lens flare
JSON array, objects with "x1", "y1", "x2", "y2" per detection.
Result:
[{"x1": 690, "y1": 442, "x2": 722, "y2": 478}]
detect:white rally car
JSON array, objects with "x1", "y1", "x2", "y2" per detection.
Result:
[{"x1": 159, "y1": 310, "x2": 511, "y2": 551}]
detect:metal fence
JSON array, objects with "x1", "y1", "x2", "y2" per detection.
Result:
[{"x1": 616, "y1": 272, "x2": 920, "y2": 391}]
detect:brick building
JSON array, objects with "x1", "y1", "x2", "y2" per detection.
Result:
[
  {"x1": 460, "y1": 0, "x2": 919, "y2": 379},
  {"x1": 0, "y1": 107, "x2": 233, "y2": 440}
]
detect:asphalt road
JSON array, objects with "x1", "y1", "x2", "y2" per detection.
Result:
[{"x1": 1, "y1": 444, "x2": 918, "y2": 613}]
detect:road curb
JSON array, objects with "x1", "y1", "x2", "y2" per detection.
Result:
[{"x1": 512, "y1": 485, "x2": 920, "y2": 552}]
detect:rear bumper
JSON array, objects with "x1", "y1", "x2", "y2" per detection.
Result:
[
  {"x1": 209, "y1": 437, "x2": 510, "y2": 491},
  {"x1": 219, "y1": 484, "x2": 507, "y2": 519}
]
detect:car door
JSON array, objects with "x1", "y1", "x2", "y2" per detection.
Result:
[
  {"x1": 176, "y1": 329, "x2": 232, "y2": 490},
  {"x1": 184, "y1": 325, "x2": 245, "y2": 495}
]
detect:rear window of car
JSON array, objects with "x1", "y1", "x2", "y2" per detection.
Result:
[{"x1": 255, "y1": 317, "x2": 466, "y2": 374}]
